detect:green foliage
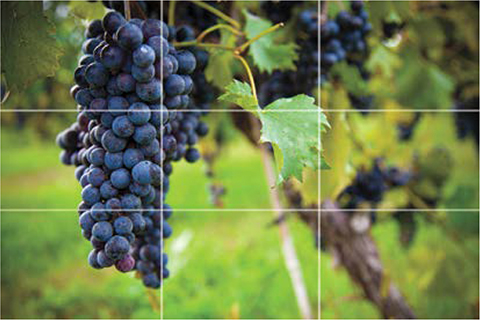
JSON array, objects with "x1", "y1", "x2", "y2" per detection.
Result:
[
  {"x1": 243, "y1": 10, "x2": 298, "y2": 73},
  {"x1": 260, "y1": 96, "x2": 322, "y2": 183},
  {"x1": 221, "y1": 81, "x2": 327, "y2": 182},
  {"x1": 331, "y1": 62, "x2": 369, "y2": 96},
  {"x1": 219, "y1": 80, "x2": 258, "y2": 111},
  {"x1": 205, "y1": 28, "x2": 237, "y2": 89},
  {"x1": 68, "y1": 1, "x2": 106, "y2": 20},
  {"x1": 394, "y1": 49, "x2": 455, "y2": 110},
  {"x1": 1, "y1": 1, "x2": 63, "y2": 91}
]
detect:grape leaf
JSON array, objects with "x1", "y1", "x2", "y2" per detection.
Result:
[
  {"x1": 331, "y1": 62, "x2": 369, "y2": 96},
  {"x1": 243, "y1": 10, "x2": 298, "y2": 73},
  {"x1": 218, "y1": 80, "x2": 258, "y2": 111},
  {"x1": 366, "y1": 46, "x2": 401, "y2": 79},
  {"x1": 260, "y1": 96, "x2": 326, "y2": 182},
  {"x1": 395, "y1": 49, "x2": 454, "y2": 109},
  {"x1": 1, "y1": 1, "x2": 63, "y2": 91},
  {"x1": 220, "y1": 80, "x2": 329, "y2": 182},
  {"x1": 205, "y1": 28, "x2": 237, "y2": 89},
  {"x1": 69, "y1": 1, "x2": 106, "y2": 20}
]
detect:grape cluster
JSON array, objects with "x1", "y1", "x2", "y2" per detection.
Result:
[
  {"x1": 320, "y1": 1, "x2": 373, "y2": 111},
  {"x1": 397, "y1": 113, "x2": 422, "y2": 141},
  {"x1": 164, "y1": 1, "x2": 226, "y2": 32},
  {"x1": 258, "y1": 6, "x2": 319, "y2": 107},
  {"x1": 454, "y1": 97, "x2": 479, "y2": 146},
  {"x1": 382, "y1": 20, "x2": 406, "y2": 40},
  {"x1": 338, "y1": 159, "x2": 411, "y2": 209},
  {"x1": 57, "y1": 11, "x2": 204, "y2": 288},
  {"x1": 260, "y1": 1, "x2": 303, "y2": 25}
]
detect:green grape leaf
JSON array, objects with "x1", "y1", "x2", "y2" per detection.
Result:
[
  {"x1": 69, "y1": 1, "x2": 106, "y2": 20},
  {"x1": 1, "y1": 1, "x2": 63, "y2": 91},
  {"x1": 218, "y1": 80, "x2": 258, "y2": 111},
  {"x1": 243, "y1": 10, "x2": 298, "y2": 73},
  {"x1": 331, "y1": 62, "x2": 369, "y2": 96},
  {"x1": 205, "y1": 28, "x2": 237, "y2": 89},
  {"x1": 260, "y1": 95, "x2": 325, "y2": 183},
  {"x1": 395, "y1": 49, "x2": 454, "y2": 109},
  {"x1": 366, "y1": 45, "x2": 401, "y2": 79},
  {"x1": 220, "y1": 81, "x2": 329, "y2": 182}
]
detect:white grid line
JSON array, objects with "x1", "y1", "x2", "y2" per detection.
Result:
[
  {"x1": 0, "y1": 0, "x2": 478, "y2": 320},
  {"x1": 0, "y1": 108, "x2": 479, "y2": 113},
  {"x1": 0, "y1": 208, "x2": 478, "y2": 212},
  {"x1": 317, "y1": 0, "x2": 321, "y2": 316},
  {"x1": 160, "y1": 0, "x2": 164, "y2": 318}
]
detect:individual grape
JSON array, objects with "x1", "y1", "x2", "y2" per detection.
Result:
[
  {"x1": 85, "y1": 62, "x2": 109, "y2": 87},
  {"x1": 116, "y1": 22, "x2": 143, "y2": 49},
  {"x1": 115, "y1": 254, "x2": 136, "y2": 272},
  {"x1": 133, "y1": 123, "x2": 156, "y2": 145},
  {"x1": 101, "y1": 130, "x2": 127, "y2": 153},
  {"x1": 79, "y1": 211, "x2": 95, "y2": 231},
  {"x1": 92, "y1": 221, "x2": 114, "y2": 242},
  {"x1": 112, "y1": 115, "x2": 135, "y2": 138},
  {"x1": 114, "y1": 216, "x2": 133, "y2": 234},
  {"x1": 91, "y1": 202, "x2": 109, "y2": 221},
  {"x1": 105, "y1": 235, "x2": 130, "y2": 260},
  {"x1": 133, "y1": 44, "x2": 156, "y2": 67},
  {"x1": 97, "y1": 250, "x2": 115, "y2": 267},
  {"x1": 116, "y1": 73, "x2": 136, "y2": 92},
  {"x1": 104, "y1": 151, "x2": 124, "y2": 170},
  {"x1": 100, "y1": 180, "x2": 119, "y2": 199},
  {"x1": 110, "y1": 168, "x2": 131, "y2": 189},
  {"x1": 128, "y1": 102, "x2": 151, "y2": 125},
  {"x1": 82, "y1": 185, "x2": 101, "y2": 205},
  {"x1": 123, "y1": 148, "x2": 145, "y2": 169},
  {"x1": 88, "y1": 249, "x2": 102, "y2": 269},
  {"x1": 103, "y1": 11, "x2": 126, "y2": 35}
]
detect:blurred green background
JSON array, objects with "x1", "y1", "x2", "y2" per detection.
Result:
[{"x1": 0, "y1": 0, "x2": 478, "y2": 319}]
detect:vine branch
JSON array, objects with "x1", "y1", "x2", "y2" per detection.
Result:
[
  {"x1": 235, "y1": 23, "x2": 284, "y2": 54},
  {"x1": 250, "y1": 116, "x2": 313, "y2": 320},
  {"x1": 234, "y1": 55, "x2": 259, "y2": 105},
  {"x1": 168, "y1": 0, "x2": 176, "y2": 26},
  {"x1": 197, "y1": 23, "x2": 243, "y2": 42},
  {"x1": 124, "y1": 0, "x2": 131, "y2": 20}
]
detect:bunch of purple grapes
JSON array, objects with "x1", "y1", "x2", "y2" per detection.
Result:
[
  {"x1": 258, "y1": 5, "x2": 319, "y2": 107},
  {"x1": 338, "y1": 159, "x2": 411, "y2": 210},
  {"x1": 321, "y1": 1, "x2": 373, "y2": 112},
  {"x1": 56, "y1": 10, "x2": 207, "y2": 288}
]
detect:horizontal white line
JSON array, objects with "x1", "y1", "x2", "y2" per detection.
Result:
[
  {"x1": 0, "y1": 109, "x2": 320, "y2": 113},
  {"x1": 0, "y1": 208, "x2": 477, "y2": 212},
  {"x1": 324, "y1": 109, "x2": 480, "y2": 113},
  {"x1": 0, "y1": 109, "x2": 478, "y2": 113}
]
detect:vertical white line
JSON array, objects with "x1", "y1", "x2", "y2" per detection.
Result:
[
  {"x1": 0, "y1": 0, "x2": 3, "y2": 317},
  {"x1": 477, "y1": 1, "x2": 480, "y2": 287},
  {"x1": 160, "y1": 1, "x2": 164, "y2": 319},
  {"x1": 317, "y1": 0, "x2": 321, "y2": 319}
]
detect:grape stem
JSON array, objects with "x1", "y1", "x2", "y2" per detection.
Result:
[
  {"x1": 124, "y1": 0, "x2": 132, "y2": 20},
  {"x1": 235, "y1": 23, "x2": 284, "y2": 54},
  {"x1": 168, "y1": 0, "x2": 176, "y2": 26},
  {"x1": 234, "y1": 54, "x2": 259, "y2": 106},
  {"x1": 131, "y1": 1, "x2": 148, "y2": 20},
  {"x1": 196, "y1": 24, "x2": 243, "y2": 43},
  {"x1": 189, "y1": 0, "x2": 241, "y2": 30},
  {"x1": 173, "y1": 41, "x2": 236, "y2": 51}
]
